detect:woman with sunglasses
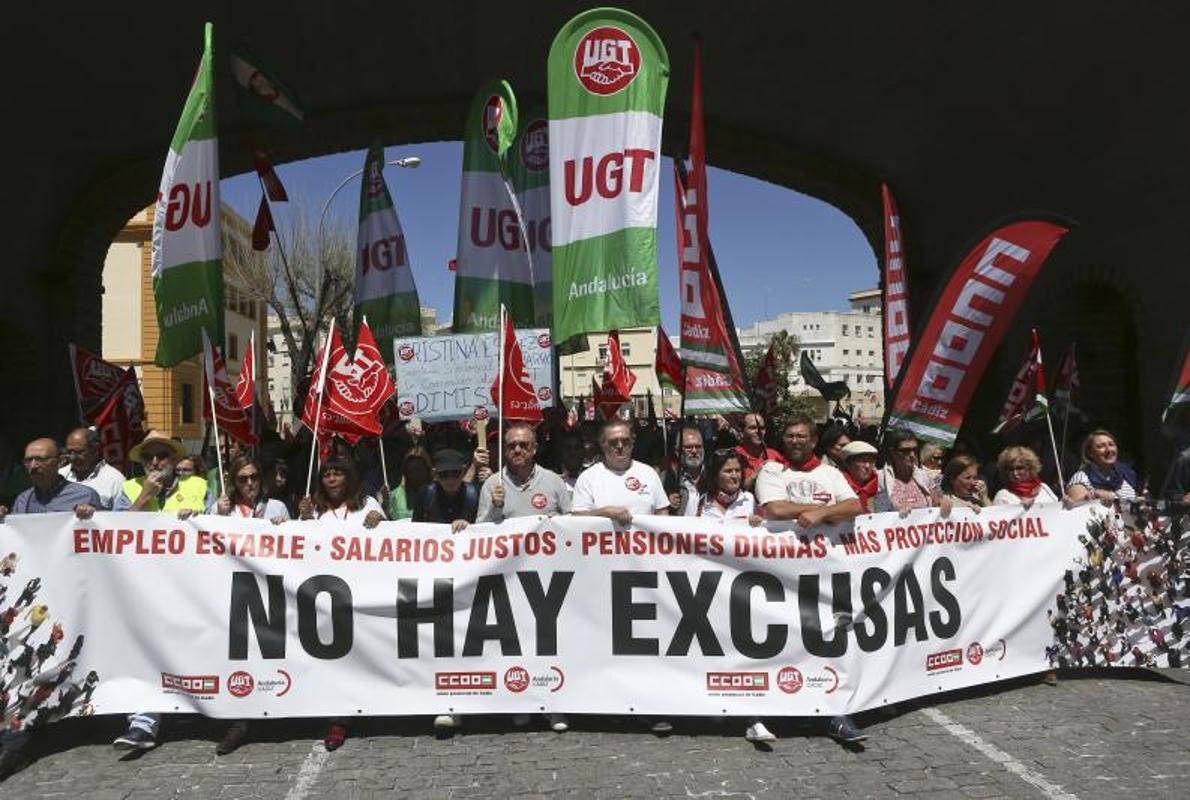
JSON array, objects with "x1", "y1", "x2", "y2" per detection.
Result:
[{"x1": 209, "y1": 456, "x2": 290, "y2": 524}]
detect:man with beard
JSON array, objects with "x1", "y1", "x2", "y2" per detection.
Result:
[
  {"x1": 734, "y1": 413, "x2": 786, "y2": 492},
  {"x1": 755, "y1": 414, "x2": 866, "y2": 744},
  {"x1": 664, "y1": 426, "x2": 706, "y2": 516},
  {"x1": 112, "y1": 431, "x2": 207, "y2": 516}
]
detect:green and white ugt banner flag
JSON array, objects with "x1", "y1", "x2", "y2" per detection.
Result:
[
  {"x1": 453, "y1": 81, "x2": 533, "y2": 332},
  {"x1": 355, "y1": 145, "x2": 423, "y2": 361},
  {"x1": 151, "y1": 22, "x2": 225, "y2": 367},
  {"x1": 509, "y1": 110, "x2": 554, "y2": 328},
  {"x1": 547, "y1": 8, "x2": 669, "y2": 344}
]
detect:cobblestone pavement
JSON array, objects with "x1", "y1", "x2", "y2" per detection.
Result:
[{"x1": 3, "y1": 670, "x2": 1187, "y2": 799}]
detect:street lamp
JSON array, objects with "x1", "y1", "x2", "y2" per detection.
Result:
[{"x1": 315, "y1": 155, "x2": 420, "y2": 312}]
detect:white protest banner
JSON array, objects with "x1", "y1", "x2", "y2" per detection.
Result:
[
  {"x1": 0, "y1": 503, "x2": 1182, "y2": 733},
  {"x1": 392, "y1": 329, "x2": 555, "y2": 421}
]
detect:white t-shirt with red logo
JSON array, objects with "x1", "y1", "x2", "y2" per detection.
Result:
[
  {"x1": 755, "y1": 461, "x2": 858, "y2": 508},
  {"x1": 572, "y1": 460, "x2": 669, "y2": 517}
]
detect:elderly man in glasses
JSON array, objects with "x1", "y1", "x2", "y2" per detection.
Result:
[
  {"x1": 477, "y1": 423, "x2": 571, "y2": 524},
  {"x1": 0, "y1": 439, "x2": 100, "y2": 523},
  {"x1": 571, "y1": 419, "x2": 670, "y2": 528}
]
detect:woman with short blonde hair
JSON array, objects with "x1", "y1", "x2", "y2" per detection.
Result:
[{"x1": 994, "y1": 446, "x2": 1059, "y2": 508}]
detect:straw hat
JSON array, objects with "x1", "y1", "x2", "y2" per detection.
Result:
[{"x1": 128, "y1": 430, "x2": 187, "y2": 463}]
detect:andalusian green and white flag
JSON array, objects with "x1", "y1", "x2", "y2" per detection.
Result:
[
  {"x1": 547, "y1": 8, "x2": 668, "y2": 344},
  {"x1": 452, "y1": 81, "x2": 534, "y2": 332},
  {"x1": 355, "y1": 145, "x2": 423, "y2": 361},
  {"x1": 152, "y1": 22, "x2": 225, "y2": 367},
  {"x1": 509, "y1": 110, "x2": 553, "y2": 328}
]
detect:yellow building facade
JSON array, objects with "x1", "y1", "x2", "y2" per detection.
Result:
[{"x1": 102, "y1": 205, "x2": 268, "y2": 448}]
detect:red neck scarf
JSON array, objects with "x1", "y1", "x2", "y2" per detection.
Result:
[
  {"x1": 790, "y1": 454, "x2": 821, "y2": 472},
  {"x1": 1007, "y1": 477, "x2": 1042, "y2": 499},
  {"x1": 714, "y1": 489, "x2": 740, "y2": 508},
  {"x1": 844, "y1": 471, "x2": 879, "y2": 506}
]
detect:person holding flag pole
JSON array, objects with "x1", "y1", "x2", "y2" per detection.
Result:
[{"x1": 201, "y1": 332, "x2": 228, "y2": 498}]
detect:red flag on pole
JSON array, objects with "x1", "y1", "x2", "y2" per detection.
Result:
[
  {"x1": 68, "y1": 344, "x2": 129, "y2": 422},
  {"x1": 234, "y1": 331, "x2": 255, "y2": 410},
  {"x1": 602, "y1": 331, "x2": 636, "y2": 399},
  {"x1": 886, "y1": 218, "x2": 1071, "y2": 444},
  {"x1": 881, "y1": 183, "x2": 911, "y2": 389},
  {"x1": 655, "y1": 327, "x2": 683, "y2": 391},
  {"x1": 203, "y1": 331, "x2": 258, "y2": 446},
  {"x1": 252, "y1": 195, "x2": 275, "y2": 252},
  {"x1": 490, "y1": 312, "x2": 543, "y2": 422},
  {"x1": 301, "y1": 323, "x2": 386, "y2": 440},
  {"x1": 1053, "y1": 342, "x2": 1080, "y2": 416},
  {"x1": 992, "y1": 328, "x2": 1049, "y2": 434},
  {"x1": 253, "y1": 148, "x2": 289, "y2": 202},
  {"x1": 753, "y1": 339, "x2": 780, "y2": 415},
  {"x1": 92, "y1": 368, "x2": 146, "y2": 474}
]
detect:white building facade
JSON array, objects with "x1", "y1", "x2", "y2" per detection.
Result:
[{"x1": 737, "y1": 289, "x2": 886, "y2": 423}]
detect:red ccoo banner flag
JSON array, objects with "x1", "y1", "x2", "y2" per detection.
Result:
[
  {"x1": 202, "y1": 330, "x2": 258, "y2": 446},
  {"x1": 886, "y1": 218, "x2": 1071, "y2": 445},
  {"x1": 490, "y1": 309, "x2": 543, "y2": 423},
  {"x1": 882, "y1": 183, "x2": 911, "y2": 389}
]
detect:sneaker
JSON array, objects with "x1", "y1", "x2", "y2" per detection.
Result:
[
  {"x1": 433, "y1": 714, "x2": 462, "y2": 730},
  {"x1": 744, "y1": 721, "x2": 777, "y2": 743},
  {"x1": 322, "y1": 723, "x2": 348, "y2": 752},
  {"x1": 547, "y1": 714, "x2": 569, "y2": 733},
  {"x1": 827, "y1": 715, "x2": 867, "y2": 743},
  {"x1": 216, "y1": 720, "x2": 250, "y2": 755},
  {"x1": 113, "y1": 727, "x2": 157, "y2": 751},
  {"x1": 1042, "y1": 671, "x2": 1059, "y2": 686},
  {"x1": 650, "y1": 719, "x2": 673, "y2": 735}
]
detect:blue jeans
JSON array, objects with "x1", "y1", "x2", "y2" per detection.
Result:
[{"x1": 127, "y1": 712, "x2": 160, "y2": 737}]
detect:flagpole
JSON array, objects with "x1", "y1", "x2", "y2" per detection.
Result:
[
  {"x1": 203, "y1": 346, "x2": 228, "y2": 499},
  {"x1": 1045, "y1": 408, "x2": 1065, "y2": 491},
  {"x1": 305, "y1": 317, "x2": 337, "y2": 497},
  {"x1": 361, "y1": 315, "x2": 392, "y2": 492},
  {"x1": 1059, "y1": 343, "x2": 1074, "y2": 476},
  {"x1": 498, "y1": 305, "x2": 506, "y2": 477},
  {"x1": 67, "y1": 344, "x2": 85, "y2": 423}
]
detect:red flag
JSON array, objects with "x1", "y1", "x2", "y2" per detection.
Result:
[
  {"x1": 654, "y1": 327, "x2": 683, "y2": 391},
  {"x1": 753, "y1": 339, "x2": 780, "y2": 415},
  {"x1": 1053, "y1": 342, "x2": 1080, "y2": 416},
  {"x1": 68, "y1": 344, "x2": 129, "y2": 422},
  {"x1": 448, "y1": 258, "x2": 457, "y2": 272},
  {"x1": 202, "y1": 330, "x2": 258, "y2": 446},
  {"x1": 675, "y1": 41, "x2": 750, "y2": 415},
  {"x1": 92, "y1": 368, "x2": 146, "y2": 474},
  {"x1": 253, "y1": 148, "x2": 288, "y2": 202},
  {"x1": 882, "y1": 183, "x2": 912, "y2": 389},
  {"x1": 887, "y1": 218, "x2": 1071, "y2": 444},
  {"x1": 1163, "y1": 329, "x2": 1190, "y2": 423},
  {"x1": 490, "y1": 312, "x2": 543, "y2": 422},
  {"x1": 300, "y1": 324, "x2": 383, "y2": 440},
  {"x1": 602, "y1": 331, "x2": 636, "y2": 400},
  {"x1": 992, "y1": 328, "x2": 1049, "y2": 434},
  {"x1": 234, "y1": 331, "x2": 255, "y2": 410},
  {"x1": 252, "y1": 195, "x2": 275, "y2": 252}
]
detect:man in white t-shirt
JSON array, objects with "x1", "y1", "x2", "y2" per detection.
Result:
[
  {"x1": 571, "y1": 420, "x2": 669, "y2": 526},
  {"x1": 753, "y1": 413, "x2": 866, "y2": 745}
]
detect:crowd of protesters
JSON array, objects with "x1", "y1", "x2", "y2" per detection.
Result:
[{"x1": 1, "y1": 404, "x2": 1189, "y2": 776}]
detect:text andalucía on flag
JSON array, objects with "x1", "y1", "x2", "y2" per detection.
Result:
[
  {"x1": 547, "y1": 8, "x2": 668, "y2": 344},
  {"x1": 152, "y1": 23, "x2": 225, "y2": 367},
  {"x1": 887, "y1": 218, "x2": 1072, "y2": 445}
]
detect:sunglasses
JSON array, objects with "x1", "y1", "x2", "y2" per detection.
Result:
[
  {"x1": 142, "y1": 451, "x2": 173, "y2": 461},
  {"x1": 505, "y1": 441, "x2": 533, "y2": 451}
]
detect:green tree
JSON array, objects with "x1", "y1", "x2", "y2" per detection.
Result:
[{"x1": 742, "y1": 330, "x2": 819, "y2": 425}]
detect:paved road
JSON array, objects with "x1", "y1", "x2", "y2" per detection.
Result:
[{"x1": 3, "y1": 669, "x2": 1187, "y2": 799}]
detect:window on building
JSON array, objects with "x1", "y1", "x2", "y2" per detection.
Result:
[
  {"x1": 597, "y1": 344, "x2": 630, "y2": 361},
  {"x1": 842, "y1": 324, "x2": 849, "y2": 335},
  {"x1": 268, "y1": 354, "x2": 275, "y2": 368},
  {"x1": 867, "y1": 326, "x2": 874, "y2": 337},
  {"x1": 181, "y1": 383, "x2": 194, "y2": 424},
  {"x1": 842, "y1": 349, "x2": 849, "y2": 357},
  {"x1": 228, "y1": 333, "x2": 239, "y2": 360}
]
